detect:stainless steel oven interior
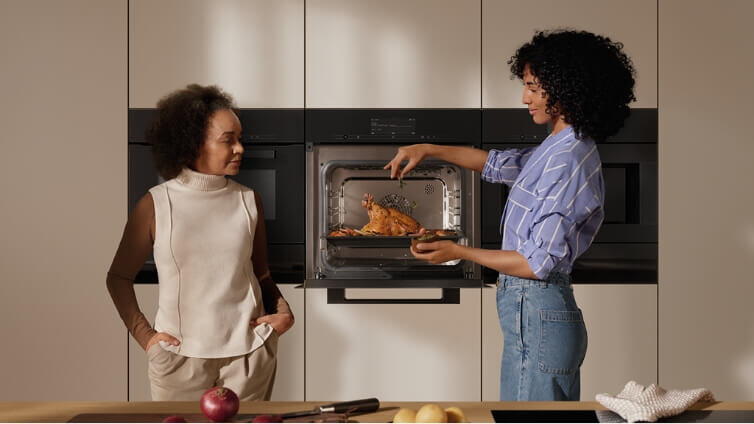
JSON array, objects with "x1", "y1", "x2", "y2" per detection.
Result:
[{"x1": 306, "y1": 144, "x2": 480, "y2": 282}]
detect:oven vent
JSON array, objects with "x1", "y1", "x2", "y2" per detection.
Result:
[
  {"x1": 424, "y1": 184, "x2": 435, "y2": 195},
  {"x1": 378, "y1": 193, "x2": 416, "y2": 216}
]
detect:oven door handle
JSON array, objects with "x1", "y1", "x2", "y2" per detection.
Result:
[
  {"x1": 243, "y1": 149, "x2": 276, "y2": 159},
  {"x1": 326, "y1": 288, "x2": 460, "y2": 304}
]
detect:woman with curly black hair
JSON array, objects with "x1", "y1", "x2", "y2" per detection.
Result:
[
  {"x1": 385, "y1": 29, "x2": 635, "y2": 401},
  {"x1": 106, "y1": 84, "x2": 294, "y2": 400}
]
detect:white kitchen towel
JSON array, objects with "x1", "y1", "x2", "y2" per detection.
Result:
[{"x1": 596, "y1": 381, "x2": 715, "y2": 423}]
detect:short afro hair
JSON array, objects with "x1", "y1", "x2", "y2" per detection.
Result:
[
  {"x1": 509, "y1": 29, "x2": 636, "y2": 143},
  {"x1": 146, "y1": 84, "x2": 238, "y2": 180}
]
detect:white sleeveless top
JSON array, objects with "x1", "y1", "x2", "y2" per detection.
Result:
[{"x1": 149, "y1": 167, "x2": 273, "y2": 358}]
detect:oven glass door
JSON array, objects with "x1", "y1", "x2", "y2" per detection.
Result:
[
  {"x1": 127, "y1": 143, "x2": 306, "y2": 283},
  {"x1": 233, "y1": 145, "x2": 305, "y2": 244},
  {"x1": 233, "y1": 144, "x2": 305, "y2": 283},
  {"x1": 480, "y1": 143, "x2": 657, "y2": 283}
]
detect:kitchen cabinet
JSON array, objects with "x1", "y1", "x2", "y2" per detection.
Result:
[
  {"x1": 0, "y1": 0, "x2": 127, "y2": 401},
  {"x1": 305, "y1": 288, "x2": 482, "y2": 401},
  {"x1": 128, "y1": 285, "x2": 159, "y2": 401},
  {"x1": 575, "y1": 284, "x2": 657, "y2": 399},
  {"x1": 482, "y1": 284, "x2": 657, "y2": 400},
  {"x1": 129, "y1": 0, "x2": 304, "y2": 108},
  {"x1": 658, "y1": 0, "x2": 754, "y2": 400},
  {"x1": 482, "y1": 0, "x2": 657, "y2": 108},
  {"x1": 128, "y1": 283, "x2": 305, "y2": 401},
  {"x1": 270, "y1": 284, "x2": 305, "y2": 401},
  {"x1": 481, "y1": 285, "x2": 501, "y2": 401},
  {"x1": 306, "y1": 0, "x2": 480, "y2": 108}
]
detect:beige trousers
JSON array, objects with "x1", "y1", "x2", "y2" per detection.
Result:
[{"x1": 147, "y1": 332, "x2": 278, "y2": 401}]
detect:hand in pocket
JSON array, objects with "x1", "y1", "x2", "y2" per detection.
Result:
[
  {"x1": 250, "y1": 313, "x2": 294, "y2": 336},
  {"x1": 145, "y1": 332, "x2": 180, "y2": 352}
]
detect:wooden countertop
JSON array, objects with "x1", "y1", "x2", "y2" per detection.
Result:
[{"x1": 2, "y1": 401, "x2": 754, "y2": 423}]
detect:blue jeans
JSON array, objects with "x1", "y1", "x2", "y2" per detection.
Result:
[{"x1": 496, "y1": 273, "x2": 588, "y2": 401}]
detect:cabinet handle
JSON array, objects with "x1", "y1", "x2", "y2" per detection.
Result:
[
  {"x1": 244, "y1": 150, "x2": 276, "y2": 159},
  {"x1": 326, "y1": 288, "x2": 460, "y2": 304}
]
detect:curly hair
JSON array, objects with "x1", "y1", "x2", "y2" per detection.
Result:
[
  {"x1": 509, "y1": 29, "x2": 636, "y2": 143},
  {"x1": 146, "y1": 84, "x2": 239, "y2": 180}
]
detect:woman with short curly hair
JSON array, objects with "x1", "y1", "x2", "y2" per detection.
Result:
[
  {"x1": 385, "y1": 29, "x2": 636, "y2": 401},
  {"x1": 107, "y1": 84, "x2": 294, "y2": 401}
]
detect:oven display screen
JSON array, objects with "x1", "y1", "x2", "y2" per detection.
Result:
[
  {"x1": 370, "y1": 117, "x2": 416, "y2": 135},
  {"x1": 236, "y1": 169, "x2": 276, "y2": 220}
]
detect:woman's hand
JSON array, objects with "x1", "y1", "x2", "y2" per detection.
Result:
[
  {"x1": 384, "y1": 144, "x2": 433, "y2": 180},
  {"x1": 145, "y1": 331, "x2": 180, "y2": 352},
  {"x1": 410, "y1": 240, "x2": 463, "y2": 264},
  {"x1": 251, "y1": 312, "x2": 295, "y2": 336}
]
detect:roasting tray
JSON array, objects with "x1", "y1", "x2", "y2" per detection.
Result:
[{"x1": 326, "y1": 232, "x2": 462, "y2": 248}]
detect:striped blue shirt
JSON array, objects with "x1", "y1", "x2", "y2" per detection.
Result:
[{"x1": 481, "y1": 126, "x2": 605, "y2": 279}]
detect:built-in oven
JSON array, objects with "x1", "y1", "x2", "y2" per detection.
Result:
[
  {"x1": 481, "y1": 108, "x2": 658, "y2": 283},
  {"x1": 304, "y1": 109, "x2": 483, "y2": 292},
  {"x1": 302, "y1": 109, "x2": 484, "y2": 401},
  {"x1": 306, "y1": 144, "x2": 480, "y2": 289},
  {"x1": 127, "y1": 109, "x2": 305, "y2": 284}
]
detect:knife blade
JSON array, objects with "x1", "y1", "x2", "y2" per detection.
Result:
[{"x1": 234, "y1": 397, "x2": 380, "y2": 421}]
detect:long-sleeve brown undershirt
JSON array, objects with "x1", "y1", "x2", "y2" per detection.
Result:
[{"x1": 106, "y1": 191, "x2": 292, "y2": 351}]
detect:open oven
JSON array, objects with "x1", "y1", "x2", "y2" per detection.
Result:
[
  {"x1": 306, "y1": 144, "x2": 481, "y2": 289},
  {"x1": 304, "y1": 109, "x2": 483, "y2": 294}
]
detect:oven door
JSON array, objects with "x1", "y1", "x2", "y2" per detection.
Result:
[
  {"x1": 127, "y1": 143, "x2": 306, "y2": 284},
  {"x1": 232, "y1": 144, "x2": 306, "y2": 283},
  {"x1": 480, "y1": 143, "x2": 657, "y2": 283}
]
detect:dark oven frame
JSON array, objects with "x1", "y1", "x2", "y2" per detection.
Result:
[
  {"x1": 481, "y1": 108, "x2": 658, "y2": 284},
  {"x1": 127, "y1": 108, "x2": 306, "y2": 284}
]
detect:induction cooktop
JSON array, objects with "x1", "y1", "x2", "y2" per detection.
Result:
[{"x1": 491, "y1": 409, "x2": 754, "y2": 422}]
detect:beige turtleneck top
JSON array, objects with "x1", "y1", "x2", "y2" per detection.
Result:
[{"x1": 106, "y1": 168, "x2": 291, "y2": 358}]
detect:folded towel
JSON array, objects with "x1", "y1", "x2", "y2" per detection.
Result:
[{"x1": 596, "y1": 381, "x2": 715, "y2": 423}]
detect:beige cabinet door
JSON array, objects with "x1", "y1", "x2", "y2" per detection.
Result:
[
  {"x1": 576, "y1": 284, "x2": 657, "y2": 399},
  {"x1": 270, "y1": 284, "x2": 305, "y2": 401},
  {"x1": 306, "y1": 0, "x2": 481, "y2": 108},
  {"x1": 658, "y1": 0, "x2": 754, "y2": 400},
  {"x1": 128, "y1": 284, "x2": 306, "y2": 401},
  {"x1": 305, "y1": 288, "x2": 482, "y2": 401},
  {"x1": 129, "y1": 0, "x2": 304, "y2": 108},
  {"x1": 128, "y1": 284, "x2": 159, "y2": 401},
  {"x1": 482, "y1": 284, "x2": 657, "y2": 401},
  {"x1": 482, "y1": 0, "x2": 657, "y2": 108},
  {"x1": 481, "y1": 285, "x2": 502, "y2": 401}
]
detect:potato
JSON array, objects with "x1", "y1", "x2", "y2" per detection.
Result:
[
  {"x1": 393, "y1": 408, "x2": 417, "y2": 423},
  {"x1": 444, "y1": 407, "x2": 468, "y2": 423},
  {"x1": 415, "y1": 404, "x2": 447, "y2": 423}
]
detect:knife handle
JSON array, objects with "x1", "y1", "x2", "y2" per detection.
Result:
[{"x1": 320, "y1": 397, "x2": 380, "y2": 414}]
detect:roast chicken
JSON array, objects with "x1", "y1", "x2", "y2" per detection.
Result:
[{"x1": 360, "y1": 193, "x2": 422, "y2": 236}]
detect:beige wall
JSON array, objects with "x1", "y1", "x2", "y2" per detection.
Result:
[
  {"x1": 0, "y1": 0, "x2": 127, "y2": 400},
  {"x1": 129, "y1": 0, "x2": 304, "y2": 108},
  {"x1": 659, "y1": 0, "x2": 754, "y2": 399}
]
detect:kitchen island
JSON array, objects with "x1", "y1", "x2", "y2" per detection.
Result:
[{"x1": 2, "y1": 401, "x2": 754, "y2": 423}]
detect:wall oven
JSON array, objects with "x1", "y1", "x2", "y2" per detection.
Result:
[
  {"x1": 481, "y1": 108, "x2": 658, "y2": 283},
  {"x1": 304, "y1": 110, "x2": 483, "y2": 292},
  {"x1": 127, "y1": 109, "x2": 306, "y2": 284}
]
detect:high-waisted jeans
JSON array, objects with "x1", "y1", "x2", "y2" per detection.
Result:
[{"x1": 496, "y1": 273, "x2": 588, "y2": 401}]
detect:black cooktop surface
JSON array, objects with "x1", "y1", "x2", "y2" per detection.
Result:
[{"x1": 491, "y1": 409, "x2": 754, "y2": 422}]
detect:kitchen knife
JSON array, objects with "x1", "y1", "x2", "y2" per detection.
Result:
[
  {"x1": 234, "y1": 398, "x2": 380, "y2": 421},
  {"x1": 280, "y1": 397, "x2": 380, "y2": 418}
]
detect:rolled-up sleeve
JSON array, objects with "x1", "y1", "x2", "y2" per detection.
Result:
[
  {"x1": 481, "y1": 147, "x2": 536, "y2": 186},
  {"x1": 516, "y1": 161, "x2": 603, "y2": 279}
]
